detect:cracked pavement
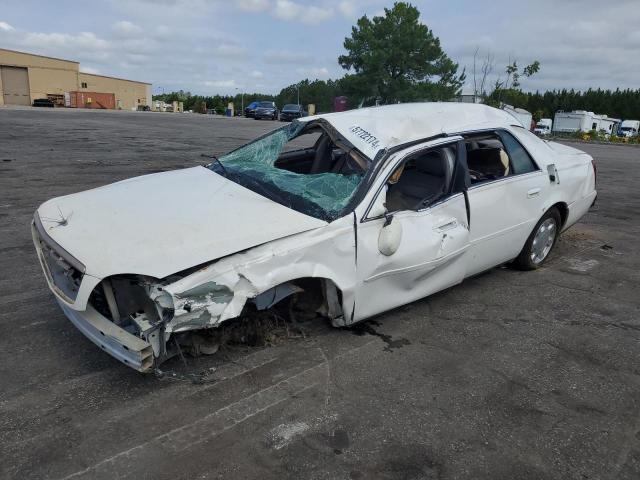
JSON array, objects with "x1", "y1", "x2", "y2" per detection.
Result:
[{"x1": 1, "y1": 108, "x2": 639, "y2": 479}]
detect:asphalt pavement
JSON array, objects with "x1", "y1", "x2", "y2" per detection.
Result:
[{"x1": 1, "y1": 107, "x2": 639, "y2": 480}]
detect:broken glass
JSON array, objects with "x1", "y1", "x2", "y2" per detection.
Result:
[{"x1": 214, "y1": 122, "x2": 365, "y2": 220}]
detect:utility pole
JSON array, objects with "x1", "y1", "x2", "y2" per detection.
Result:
[
  {"x1": 236, "y1": 88, "x2": 245, "y2": 114},
  {"x1": 296, "y1": 84, "x2": 300, "y2": 106}
]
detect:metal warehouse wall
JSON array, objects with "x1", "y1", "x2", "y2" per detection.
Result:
[
  {"x1": 0, "y1": 48, "x2": 151, "y2": 109},
  {"x1": 78, "y1": 73, "x2": 151, "y2": 110},
  {"x1": 0, "y1": 49, "x2": 79, "y2": 105}
]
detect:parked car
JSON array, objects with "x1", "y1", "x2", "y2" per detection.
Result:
[
  {"x1": 244, "y1": 101, "x2": 258, "y2": 118},
  {"x1": 253, "y1": 101, "x2": 278, "y2": 120},
  {"x1": 32, "y1": 103, "x2": 596, "y2": 371},
  {"x1": 280, "y1": 104, "x2": 306, "y2": 122},
  {"x1": 33, "y1": 98, "x2": 55, "y2": 108}
]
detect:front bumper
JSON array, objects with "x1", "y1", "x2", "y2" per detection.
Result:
[
  {"x1": 255, "y1": 111, "x2": 276, "y2": 119},
  {"x1": 56, "y1": 299, "x2": 154, "y2": 372},
  {"x1": 280, "y1": 114, "x2": 300, "y2": 121}
]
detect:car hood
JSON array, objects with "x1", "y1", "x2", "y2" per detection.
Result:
[{"x1": 36, "y1": 166, "x2": 327, "y2": 279}]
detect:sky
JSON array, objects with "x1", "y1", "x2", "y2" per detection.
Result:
[{"x1": 1, "y1": 0, "x2": 639, "y2": 96}]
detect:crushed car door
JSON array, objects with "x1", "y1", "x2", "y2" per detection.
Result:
[{"x1": 353, "y1": 139, "x2": 470, "y2": 322}]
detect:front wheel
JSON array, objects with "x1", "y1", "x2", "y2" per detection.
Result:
[{"x1": 513, "y1": 208, "x2": 561, "y2": 270}]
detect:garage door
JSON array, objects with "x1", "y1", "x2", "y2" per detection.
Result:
[{"x1": 1, "y1": 66, "x2": 30, "y2": 106}]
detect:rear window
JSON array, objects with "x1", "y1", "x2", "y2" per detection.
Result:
[
  {"x1": 258, "y1": 101, "x2": 273, "y2": 107},
  {"x1": 500, "y1": 131, "x2": 538, "y2": 174}
]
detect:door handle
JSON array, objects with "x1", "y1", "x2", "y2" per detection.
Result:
[
  {"x1": 435, "y1": 218, "x2": 458, "y2": 231},
  {"x1": 527, "y1": 188, "x2": 541, "y2": 198}
]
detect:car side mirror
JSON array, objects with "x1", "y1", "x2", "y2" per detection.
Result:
[
  {"x1": 378, "y1": 211, "x2": 402, "y2": 256},
  {"x1": 547, "y1": 164, "x2": 560, "y2": 184}
]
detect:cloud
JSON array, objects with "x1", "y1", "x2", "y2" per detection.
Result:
[
  {"x1": 337, "y1": 1, "x2": 356, "y2": 18},
  {"x1": 443, "y1": 0, "x2": 640, "y2": 92},
  {"x1": 112, "y1": 20, "x2": 142, "y2": 36},
  {"x1": 264, "y1": 49, "x2": 312, "y2": 64},
  {"x1": 2, "y1": 0, "x2": 640, "y2": 97},
  {"x1": 236, "y1": 0, "x2": 269, "y2": 12},
  {"x1": 214, "y1": 43, "x2": 248, "y2": 58},
  {"x1": 296, "y1": 66, "x2": 330, "y2": 78},
  {"x1": 80, "y1": 66, "x2": 102, "y2": 75},
  {"x1": 23, "y1": 31, "x2": 111, "y2": 54},
  {"x1": 203, "y1": 79, "x2": 236, "y2": 88},
  {"x1": 272, "y1": 0, "x2": 332, "y2": 24}
]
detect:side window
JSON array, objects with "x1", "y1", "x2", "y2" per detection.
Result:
[
  {"x1": 464, "y1": 133, "x2": 510, "y2": 184},
  {"x1": 500, "y1": 131, "x2": 538, "y2": 174},
  {"x1": 385, "y1": 144, "x2": 457, "y2": 212}
]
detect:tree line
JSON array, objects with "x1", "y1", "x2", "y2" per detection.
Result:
[{"x1": 490, "y1": 88, "x2": 640, "y2": 121}]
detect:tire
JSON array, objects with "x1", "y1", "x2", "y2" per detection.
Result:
[{"x1": 513, "y1": 208, "x2": 561, "y2": 270}]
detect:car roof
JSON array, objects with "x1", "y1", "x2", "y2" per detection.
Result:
[{"x1": 299, "y1": 102, "x2": 520, "y2": 160}]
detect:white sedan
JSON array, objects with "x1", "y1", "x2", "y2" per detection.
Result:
[{"x1": 32, "y1": 103, "x2": 597, "y2": 371}]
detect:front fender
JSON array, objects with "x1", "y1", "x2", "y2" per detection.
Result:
[{"x1": 163, "y1": 215, "x2": 357, "y2": 332}]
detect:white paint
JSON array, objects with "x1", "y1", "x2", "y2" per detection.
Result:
[
  {"x1": 33, "y1": 103, "x2": 597, "y2": 369},
  {"x1": 553, "y1": 110, "x2": 621, "y2": 134},
  {"x1": 36, "y1": 166, "x2": 326, "y2": 280},
  {"x1": 299, "y1": 103, "x2": 520, "y2": 160},
  {"x1": 377, "y1": 217, "x2": 402, "y2": 256}
]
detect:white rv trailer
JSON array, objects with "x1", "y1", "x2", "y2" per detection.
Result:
[
  {"x1": 553, "y1": 110, "x2": 620, "y2": 134},
  {"x1": 502, "y1": 105, "x2": 533, "y2": 130},
  {"x1": 598, "y1": 116, "x2": 621, "y2": 136}
]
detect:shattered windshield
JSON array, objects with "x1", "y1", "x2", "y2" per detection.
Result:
[{"x1": 210, "y1": 122, "x2": 368, "y2": 221}]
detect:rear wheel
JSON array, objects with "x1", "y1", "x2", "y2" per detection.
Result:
[{"x1": 513, "y1": 208, "x2": 561, "y2": 270}]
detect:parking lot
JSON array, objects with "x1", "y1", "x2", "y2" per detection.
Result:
[{"x1": 1, "y1": 107, "x2": 639, "y2": 480}]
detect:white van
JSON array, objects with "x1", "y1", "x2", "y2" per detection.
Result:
[
  {"x1": 534, "y1": 118, "x2": 552, "y2": 136},
  {"x1": 619, "y1": 120, "x2": 640, "y2": 137}
]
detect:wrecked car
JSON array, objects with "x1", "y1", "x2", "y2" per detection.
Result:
[{"x1": 32, "y1": 103, "x2": 597, "y2": 372}]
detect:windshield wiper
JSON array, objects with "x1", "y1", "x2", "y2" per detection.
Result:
[{"x1": 201, "y1": 154, "x2": 228, "y2": 177}]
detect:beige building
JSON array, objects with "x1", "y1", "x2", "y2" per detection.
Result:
[{"x1": 0, "y1": 48, "x2": 151, "y2": 110}]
